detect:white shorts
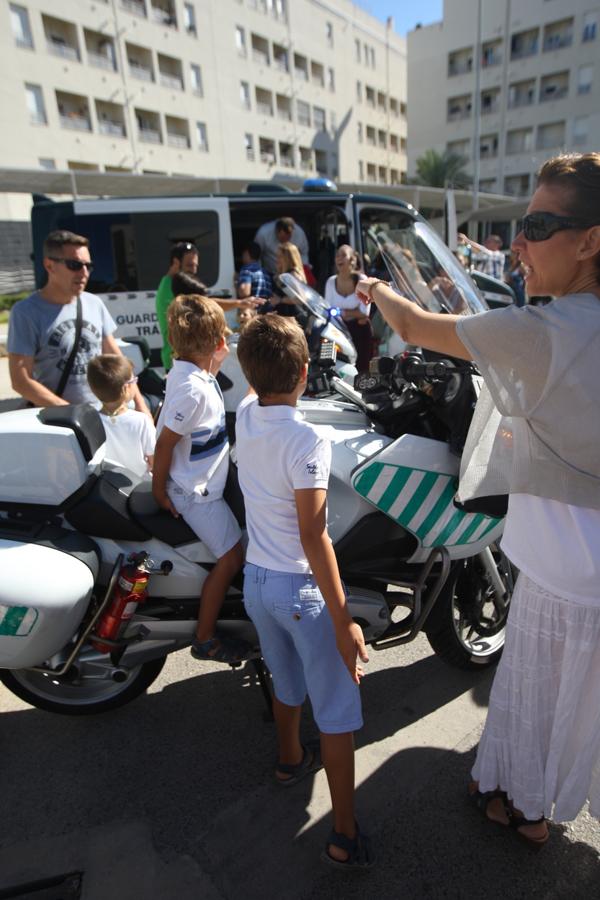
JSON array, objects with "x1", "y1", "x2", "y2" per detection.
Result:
[{"x1": 167, "y1": 485, "x2": 242, "y2": 560}]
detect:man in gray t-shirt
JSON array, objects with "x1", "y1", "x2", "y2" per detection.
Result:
[{"x1": 8, "y1": 230, "x2": 150, "y2": 413}]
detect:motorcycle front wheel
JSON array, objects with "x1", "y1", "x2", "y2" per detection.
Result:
[
  {"x1": 424, "y1": 544, "x2": 516, "y2": 670},
  {"x1": 0, "y1": 657, "x2": 166, "y2": 716}
]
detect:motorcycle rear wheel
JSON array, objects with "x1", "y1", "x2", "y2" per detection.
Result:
[
  {"x1": 425, "y1": 545, "x2": 515, "y2": 670},
  {"x1": 0, "y1": 657, "x2": 166, "y2": 715}
]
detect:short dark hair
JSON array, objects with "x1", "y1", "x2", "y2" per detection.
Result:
[
  {"x1": 87, "y1": 354, "x2": 133, "y2": 403},
  {"x1": 237, "y1": 314, "x2": 308, "y2": 397},
  {"x1": 171, "y1": 272, "x2": 208, "y2": 296},
  {"x1": 275, "y1": 217, "x2": 295, "y2": 236},
  {"x1": 43, "y1": 230, "x2": 89, "y2": 258},
  {"x1": 169, "y1": 241, "x2": 199, "y2": 263},
  {"x1": 244, "y1": 241, "x2": 261, "y2": 261}
]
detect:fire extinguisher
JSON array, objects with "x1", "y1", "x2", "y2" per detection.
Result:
[{"x1": 91, "y1": 553, "x2": 151, "y2": 654}]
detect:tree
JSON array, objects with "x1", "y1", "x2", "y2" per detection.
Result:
[{"x1": 412, "y1": 149, "x2": 472, "y2": 189}]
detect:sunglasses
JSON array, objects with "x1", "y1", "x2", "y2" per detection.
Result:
[
  {"x1": 518, "y1": 212, "x2": 597, "y2": 242},
  {"x1": 124, "y1": 375, "x2": 138, "y2": 386},
  {"x1": 49, "y1": 257, "x2": 94, "y2": 272}
]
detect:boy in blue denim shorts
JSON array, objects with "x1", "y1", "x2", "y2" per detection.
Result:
[{"x1": 235, "y1": 315, "x2": 373, "y2": 870}]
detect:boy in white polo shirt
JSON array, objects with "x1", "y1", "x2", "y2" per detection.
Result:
[
  {"x1": 235, "y1": 315, "x2": 373, "y2": 870},
  {"x1": 153, "y1": 294, "x2": 245, "y2": 664}
]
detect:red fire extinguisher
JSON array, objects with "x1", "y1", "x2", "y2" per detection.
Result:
[{"x1": 91, "y1": 553, "x2": 150, "y2": 654}]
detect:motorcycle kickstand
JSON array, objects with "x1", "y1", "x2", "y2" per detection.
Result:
[{"x1": 250, "y1": 657, "x2": 274, "y2": 721}]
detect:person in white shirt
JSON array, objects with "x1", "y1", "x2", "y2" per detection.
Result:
[
  {"x1": 458, "y1": 232, "x2": 505, "y2": 280},
  {"x1": 87, "y1": 354, "x2": 155, "y2": 480},
  {"x1": 236, "y1": 314, "x2": 372, "y2": 869},
  {"x1": 357, "y1": 151, "x2": 600, "y2": 849},
  {"x1": 324, "y1": 244, "x2": 373, "y2": 372},
  {"x1": 152, "y1": 294, "x2": 245, "y2": 664},
  {"x1": 254, "y1": 216, "x2": 309, "y2": 274}
]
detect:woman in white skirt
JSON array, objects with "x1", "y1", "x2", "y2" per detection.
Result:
[{"x1": 355, "y1": 152, "x2": 600, "y2": 848}]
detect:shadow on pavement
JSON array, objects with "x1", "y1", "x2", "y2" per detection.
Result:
[{"x1": 0, "y1": 655, "x2": 598, "y2": 899}]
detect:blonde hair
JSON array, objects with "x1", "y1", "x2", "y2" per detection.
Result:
[
  {"x1": 276, "y1": 241, "x2": 306, "y2": 281},
  {"x1": 167, "y1": 294, "x2": 229, "y2": 358},
  {"x1": 87, "y1": 354, "x2": 133, "y2": 403}
]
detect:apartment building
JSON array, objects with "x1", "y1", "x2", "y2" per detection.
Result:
[
  {"x1": 2, "y1": 0, "x2": 407, "y2": 191},
  {"x1": 407, "y1": 0, "x2": 600, "y2": 197}
]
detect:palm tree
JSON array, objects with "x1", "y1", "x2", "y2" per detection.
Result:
[{"x1": 413, "y1": 149, "x2": 472, "y2": 189}]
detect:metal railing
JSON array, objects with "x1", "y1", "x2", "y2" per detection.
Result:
[
  {"x1": 129, "y1": 63, "x2": 153, "y2": 82},
  {"x1": 47, "y1": 41, "x2": 79, "y2": 61},
  {"x1": 540, "y1": 87, "x2": 568, "y2": 102},
  {"x1": 138, "y1": 128, "x2": 161, "y2": 143},
  {"x1": 160, "y1": 73, "x2": 183, "y2": 90},
  {"x1": 60, "y1": 114, "x2": 91, "y2": 131},
  {"x1": 252, "y1": 50, "x2": 270, "y2": 66},
  {"x1": 167, "y1": 133, "x2": 189, "y2": 148},
  {"x1": 99, "y1": 120, "x2": 125, "y2": 136},
  {"x1": 120, "y1": 0, "x2": 146, "y2": 17},
  {"x1": 88, "y1": 51, "x2": 116, "y2": 71},
  {"x1": 152, "y1": 7, "x2": 177, "y2": 27},
  {"x1": 256, "y1": 102, "x2": 273, "y2": 116}
]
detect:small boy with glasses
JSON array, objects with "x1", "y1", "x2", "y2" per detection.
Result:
[{"x1": 87, "y1": 354, "x2": 155, "y2": 480}]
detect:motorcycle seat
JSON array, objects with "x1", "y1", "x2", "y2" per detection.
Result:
[{"x1": 128, "y1": 465, "x2": 246, "y2": 547}]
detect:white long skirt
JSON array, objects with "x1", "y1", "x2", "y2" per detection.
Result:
[{"x1": 472, "y1": 573, "x2": 600, "y2": 822}]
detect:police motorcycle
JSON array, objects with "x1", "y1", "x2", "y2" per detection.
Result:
[{"x1": 0, "y1": 227, "x2": 514, "y2": 716}]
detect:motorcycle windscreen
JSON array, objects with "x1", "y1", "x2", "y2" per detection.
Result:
[{"x1": 351, "y1": 434, "x2": 501, "y2": 550}]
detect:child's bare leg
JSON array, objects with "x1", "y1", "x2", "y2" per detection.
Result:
[
  {"x1": 320, "y1": 731, "x2": 356, "y2": 861},
  {"x1": 196, "y1": 541, "x2": 243, "y2": 642},
  {"x1": 273, "y1": 697, "x2": 304, "y2": 780}
]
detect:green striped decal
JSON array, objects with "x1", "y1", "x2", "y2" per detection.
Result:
[
  {"x1": 353, "y1": 462, "x2": 501, "y2": 548},
  {"x1": 0, "y1": 605, "x2": 38, "y2": 637}
]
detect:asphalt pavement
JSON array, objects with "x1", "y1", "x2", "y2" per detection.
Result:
[{"x1": 1, "y1": 637, "x2": 599, "y2": 900}]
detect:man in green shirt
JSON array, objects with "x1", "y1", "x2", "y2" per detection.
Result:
[{"x1": 156, "y1": 242, "x2": 200, "y2": 369}]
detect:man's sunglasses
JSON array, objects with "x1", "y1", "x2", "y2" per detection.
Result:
[
  {"x1": 518, "y1": 212, "x2": 597, "y2": 242},
  {"x1": 49, "y1": 257, "x2": 94, "y2": 272}
]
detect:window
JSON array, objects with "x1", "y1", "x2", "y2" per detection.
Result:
[
  {"x1": 190, "y1": 64, "x2": 203, "y2": 95},
  {"x1": 183, "y1": 3, "x2": 196, "y2": 35},
  {"x1": 39, "y1": 158, "x2": 56, "y2": 169},
  {"x1": 235, "y1": 26, "x2": 246, "y2": 56},
  {"x1": 25, "y1": 84, "x2": 47, "y2": 125},
  {"x1": 327, "y1": 67, "x2": 335, "y2": 91},
  {"x1": 313, "y1": 106, "x2": 326, "y2": 131},
  {"x1": 366, "y1": 163, "x2": 376, "y2": 183},
  {"x1": 366, "y1": 125, "x2": 375, "y2": 146},
  {"x1": 577, "y1": 65, "x2": 593, "y2": 95},
  {"x1": 390, "y1": 133, "x2": 398, "y2": 152},
  {"x1": 358, "y1": 160, "x2": 364, "y2": 181},
  {"x1": 356, "y1": 80, "x2": 362, "y2": 102},
  {"x1": 196, "y1": 121, "x2": 208, "y2": 151},
  {"x1": 315, "y1": 149, "x2": 327, "y2": 174},
  {"x1": 370, "y1": 47, "x2": 376, "y2": 68},
  {"x1": 240, "y1": 81, "x2": 251, "y2": 109},
  {"x1": 543, "y1": 18, "x2": 574, "y2": 52},
  {"x1": 365, "y1": 86, "x2": 375, "y2": 107},
  {"x1": 245, "y1": 133, "x2": 255, "y2": 161},
  {"x1": 390, "y1": 98, "x2": 398, "y2": 116},
  {"x1": 259, "y1": 136, "x2": 276, "y2": 164},
  {"x1": 297, "y1": 99, "x2": 310, "y2": 126},
  {"x1": 377, "y1": 129, "x2": 387, "y2": 149},
  {"x1": 378, "y1": 165, "x2": 387, "y2": 184},
  {"x1": 572, "y1": 116, "x2": 589, "y2": 146},
  {"x1": 326, "y1": 21, "x2": 333, "y2": 47},
  {"x1": 10, "y1": 4, "x2": 33, "y2": 49},
  {"x1": 357, "y1": 122, "x2": 363, "y2": 142},
  {"x1": 355, "y1": 38, "x2": 361, "y2": 62},
  {"x1": 536, "y1": 121, "x2": 566, "y2": 150},
  {"x1": 299, "y1": 147, "x2": 313, "y2": 171},
  {"x1": 540, "y1": 71, "x2": 569, "y2": 102},
  {"x1": 582, "y1": 12, "x2": 597, "y2": 42},
  {"x1": 479, "y1": 133, "x2": 499, "y2": 158}
]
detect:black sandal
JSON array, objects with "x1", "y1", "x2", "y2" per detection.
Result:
[
  {"x1": 469, "y1": 786, "x2": 548, "y2": 850},
  {"x1": 320, "y1": 824, "x2": 374, "y2": 871},
  {"x1": 275, "y1": 742, "x2": 322, "y2": 787},
  {"x1": 190, "y1": 635, "x2": 249, "y2": 664}
]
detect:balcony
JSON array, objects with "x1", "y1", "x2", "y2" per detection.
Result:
[
  {"x1": 160, "y1": 73, "x2": 183, "y2": 90},
  {"x1": 251, "y1": 35, "x2": 270, "y2": 67},
  {"x1": 167, "y1": 133, "x2": 190, "y2": 148},
  {"x1": 88, "y1": 50, "x2": 116, "y2": 71},
  {"x1": 99, "y1": 120, "x2": 125, "y2": 137},
  {"x1": 510, "y1": 29, "x2": 539, "y2": 60},
  {"x1": 482, "y1": 41, "x2": 502, "y2": 68},
  {"x1": 129, "y1": 61, "x2": 153, "y2": 82},
  {"x1": 273, "y1": 45, "x2": 288, "y2": 72},
  {"x1": 60, "y1": 113, "x2": 91, "y2": 131},
  {"x1": 256, "y1": 102, "x2": 273, "y2": 116},
  {"x1": 508, "y1": 82, "x2": 535, "y2": 109},
  {"x1": 279, "y1": 144, "x2": 294, "y2": 168},
  {"x1": 447, "y1": 105, "x2": 471, "y2": 122},
  {"x1": 138, "y1": 128, "x2": 161, "y2": 143},
  {"x1": 540, "y1": 86, "x2": 568, "y2": 102},
  {"x1": 121, "y1": 0, "x2": 146, "y2": 17},
  {"x1": 543, "y1": 20, "x2": 573, "y2": 52},
  {"x1": 151, "y1": 4, "x2": 177, "y2": 27},
  {"x1": 47, "y1": 40, "x2": 79, "y2": 61}
]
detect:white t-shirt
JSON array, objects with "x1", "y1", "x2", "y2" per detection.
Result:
[
  {"x1": 157, "y1": 360, "x2": 229, "y2": 501},
  {"x1": 235, "y1": 395, "x2": 331, "y2": 573},
  {"x1": 100, "y1": 409, "x2": 155, "y2": 479},
  {"x1": 324, "y1": 274, "x2": 370, "y2": 315},
  {"x1": 502, "y1": 493, "x2": 600, "y2": 605}
]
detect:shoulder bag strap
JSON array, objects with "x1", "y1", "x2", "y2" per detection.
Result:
[{"x1": 55, "y1": 295, "x2": 83, "y2": 399}]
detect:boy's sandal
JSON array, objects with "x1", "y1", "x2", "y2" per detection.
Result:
[
  {"x1": 320, "y1": 824, "x2": 374, "y2": 871},
  {"x1": 275, "y1": 742, "x2": 322, "y2": 787},
  {"x1": 190, "y1": 635, "x2": 250, "y2": 664},
  {"x1": 469, "y1": 786, "x2": 549, "y2": 850}
]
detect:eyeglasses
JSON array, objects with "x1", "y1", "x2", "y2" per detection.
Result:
[
  {"x1": 49, "y1": 257, "x2": 94, "y2": 272},
  {"x1": 124, "y1": 375, "x2": 138, "y2": 386},
  {"x1": 518, "y1": 212, "x2": 597, "y2": 242}
]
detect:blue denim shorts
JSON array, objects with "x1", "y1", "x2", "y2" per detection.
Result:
[{"x1": 243, "y1": 563, "x2": 363, "y2": 734}]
